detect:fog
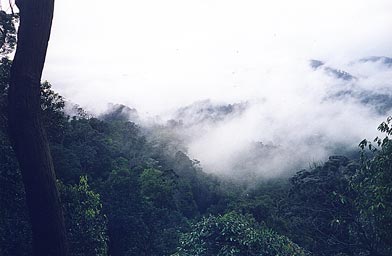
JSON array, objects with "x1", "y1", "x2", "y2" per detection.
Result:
[
  {"x1": 142, "y1": 58, "x2": 392, "y2": 178},
  {"x1": 30, "y1": 0, "x2": 392, "y2": 177}
]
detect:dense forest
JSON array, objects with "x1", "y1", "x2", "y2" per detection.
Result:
[{"x1": 1, "y1": 5, "x2": 392, "y2": 256}]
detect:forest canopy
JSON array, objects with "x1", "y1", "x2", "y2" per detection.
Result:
[{"x1": 1, "y1": 60, "x2": 391, "y2": 255}]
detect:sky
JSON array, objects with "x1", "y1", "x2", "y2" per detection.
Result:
[
  {"x1": 5, "y1": 0, "x2": 392, "y2": 177},
  {"x1": 40, "y1": 0, "x2": 392, "y2": 114}
]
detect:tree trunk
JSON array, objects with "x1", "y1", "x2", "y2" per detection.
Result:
[{"x1": 7, "y1": 0, "x2": 68, "y2": 255}]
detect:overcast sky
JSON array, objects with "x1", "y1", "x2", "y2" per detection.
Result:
[{"x1": 32, "y1": 0, "x2": 392, "y2": 115}]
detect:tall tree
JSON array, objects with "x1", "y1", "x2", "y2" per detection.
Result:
[{"x1": 7, "y1": 0, "x2": 68, "y2": 255}]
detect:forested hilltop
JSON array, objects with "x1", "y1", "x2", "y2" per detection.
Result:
[{"x1": 1, "y1": 58, "x2": 392, "y2": 255}]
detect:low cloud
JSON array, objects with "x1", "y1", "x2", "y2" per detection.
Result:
[
  {"x1": 38, "y1": 0, "x2": 392, "y2": 178},
  {"x1": 142, "y1": 58, "x2": 392, "y2": 179}
]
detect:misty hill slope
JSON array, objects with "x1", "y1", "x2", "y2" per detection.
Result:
[
  {"x1": 172, "y1": 100, "x2": 248, "y2": 126},
  {"x1": 57, "y1": 55, "x2": 392, "y2": 182},
  {"x1": 1, "y1": 69, "x2": 392, "y2": 256},
  {"x1": 142, "y1": 55, "x2": 392, "y2": 180},
  {"x1": 359, "y1": 56, "x2": 392, "y2": 66},
  {"x1": 310, "y1": 59, "x2": 355, "y2": 81},
  {"x1": 99, "y1": 104, "x2": 139, "y2": 123},
  {"x1": 310, "y1": 57, "x2": 392, "y2": 115}
]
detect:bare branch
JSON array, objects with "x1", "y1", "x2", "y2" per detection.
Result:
[{"x1": 8, "y1": 0, "x2": 15, "y2": 15}]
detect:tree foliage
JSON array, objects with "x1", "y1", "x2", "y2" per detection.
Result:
[
  {"x1": 351, "y1": 117, "x2": 392, "y2": 256},
  {"x1": 0, "y1": 10, "x2": 17, "y2": 56},
  {"x1": 59, "y1": 176, "x2": 108, "y2": 256},
  {"x1": 284, "y1": 156, "x2": 359, "y2": 255},
  {"x1": 174, "y1": 211, "x2": 308, "y2": 256}
]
